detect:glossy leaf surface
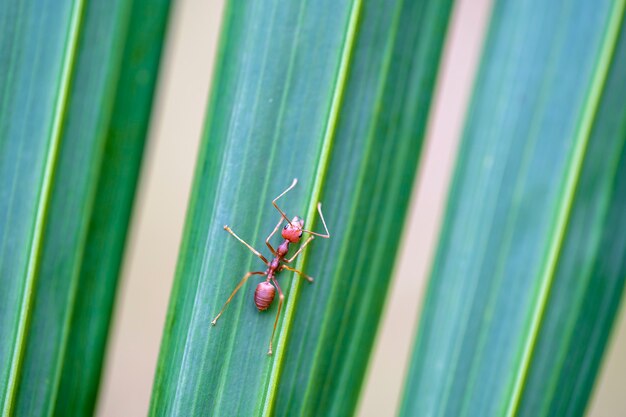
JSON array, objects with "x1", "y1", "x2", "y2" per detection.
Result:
[
  {"x1": 400, "y1": 1, "x2": 626, "y2": 416},
  {"x1": 150, "y1": 0, "x2": 453, "y2": 415},
  {"x1": 0, "y1": 0, "x2": 170, "y2": 414}
]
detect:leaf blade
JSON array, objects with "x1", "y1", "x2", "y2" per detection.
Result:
[
  {"x1": 400, "y1": 1, "x2": 626, "y2": 416},
  {"x1": 507, "y1": 0, "x2": 626, "y2": 414},
  {"x1": 0, "y1": 0, "x2": 170, "y2": 414},
  {"x1": 150, "y1": 0, "x2": 454, "y2": 415}
]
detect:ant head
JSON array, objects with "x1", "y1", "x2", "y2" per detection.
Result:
[{"x1": 281, "y1": 216, "x2": 304, "y2": 243}]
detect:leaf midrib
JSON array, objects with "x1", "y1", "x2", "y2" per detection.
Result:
[{"x1": 259, "y1": 0, "x2": 364, "y2": 415}]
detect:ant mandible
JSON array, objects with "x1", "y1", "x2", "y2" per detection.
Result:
[{"x1": 210, "y1": 178, "x2": 330, "y2": 355}]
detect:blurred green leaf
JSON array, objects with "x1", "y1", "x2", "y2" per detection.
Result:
[
  {"x1": 400, "y1": 1, "x2": 626, "y2": 416},
  {"x1": 0, "y1": 0, "x2": 169, "y2": 415},
  {"x1": 150, "y1": 0, "x2": 453, "y2": 415}
]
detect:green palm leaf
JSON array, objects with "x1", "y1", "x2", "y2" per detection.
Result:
[
  {"x1": 150, "y1": 0, "x2": 453, "y2": 415},
  {"x1": 400, "y1": 0, "x2": 626, "y2": 416},
  {"x1": 0, "y1": 0, "x2": 170, "y2": 415}
]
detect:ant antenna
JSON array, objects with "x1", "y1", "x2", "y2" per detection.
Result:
[
  {"x1": 302, "y1": 202, "x2": 330, "y2": 238},
  {"x1": 272, "y1": 178, "x2": 298, "y2": 226}
]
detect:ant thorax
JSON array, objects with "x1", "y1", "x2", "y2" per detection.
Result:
[{"x1": 277, "y1": 241, "x2": 289, "y2": 257}]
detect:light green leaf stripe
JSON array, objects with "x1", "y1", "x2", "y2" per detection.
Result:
[{"x1": 260, "y1": 0, "x2": 363, "y2": 415}]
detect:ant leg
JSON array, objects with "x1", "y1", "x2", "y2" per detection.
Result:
[
  {"x1": 265, "y1": 217, "x2": 284, "y2": 256},
  {"x1": 211, "y1": 271, "x2": 266, "y2": 326},
  {"x1": 281, "y1": 265, "x2": 314, "y2": 282},
  {"x1": 301, "y1": 202, "x2": 331, "y2": 238},
  {"x1": 223, "y1": 225, "x2": 269, "y2": 265},
  {"x1": 284, "y1": 236, "x2": 314, "y2": 263},
  {"x1": 268, "y1": 277, "x2": 285, "y2": 355},
  {"x1": 272, "y1": 178, "x2": 298, "y2": 226}
]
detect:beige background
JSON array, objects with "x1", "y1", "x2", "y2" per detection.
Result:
[{"x1": 97, "y1": 0, "x2": 626, "y2": 415}]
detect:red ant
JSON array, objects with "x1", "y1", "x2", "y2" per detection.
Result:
[{"x1": 210, "y1": 178, "x2": 330, "y2": 355}]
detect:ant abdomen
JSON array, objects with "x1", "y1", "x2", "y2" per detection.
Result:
[{"x1": 254, "y1": 281, "x2": 275, "y2": 311}]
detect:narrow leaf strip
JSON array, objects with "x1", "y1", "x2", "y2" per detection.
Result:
[
  {"x1": 505, "y1": 1, "x2": 626, "y2": 415},
  {"x1": 1, "y1": 1, "x2": 84, "y2": 414},
  {"x1": 260, "y1": 0, "x2": 363, "y2": 414}
]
